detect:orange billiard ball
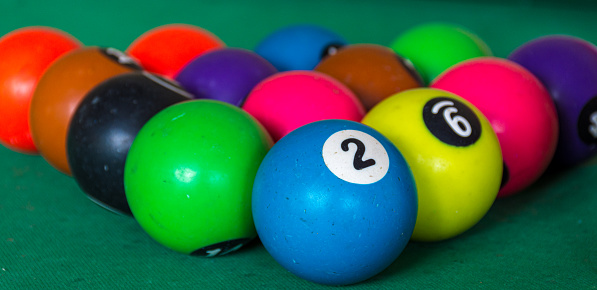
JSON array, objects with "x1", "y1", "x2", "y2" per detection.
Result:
[
  {"x1": 315, "y1": 44, "x2": 423, "y2": 110},
  {"x1": 30, "y1": 46, "x2": 141, "y2": 175}
]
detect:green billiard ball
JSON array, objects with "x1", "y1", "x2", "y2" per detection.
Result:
[
  {"x1": 390, "y1": 22, "x2": 491, "y2": 84},
  {"x1": 124, "y1": 99, "x2": 272, "y2": 256}
]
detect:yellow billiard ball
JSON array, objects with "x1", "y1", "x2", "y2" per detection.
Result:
[{"x1": 362, "y1": 88, "x2": 502, "y2": 242}]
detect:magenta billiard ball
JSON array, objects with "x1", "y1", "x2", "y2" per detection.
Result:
[
  {"x1": 431, "y1": 57, "x2": 559, "y2": 198},
  {"x1": 242, "y1": 71, "x2": 365, "y2": 142}
]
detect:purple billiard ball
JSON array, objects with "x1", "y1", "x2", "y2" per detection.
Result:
[
  {"x1": 175, "y1": 48, "x2": 278, "y2": 106},
  {"x1": 509, "y1": 35, "x2": 597, "y2": 166}
]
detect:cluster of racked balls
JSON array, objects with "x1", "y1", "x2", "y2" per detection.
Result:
[{"x1": 1, "y1": 22, "x2": 596, "y2": 286}]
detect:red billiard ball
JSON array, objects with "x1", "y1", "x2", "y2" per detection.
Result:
[
  {"x1": 127, "y1": 24, "x2": 225, "y2": 79},
  {"x1": 0, "y1": 26, "x2": 81, "y2": 154}
]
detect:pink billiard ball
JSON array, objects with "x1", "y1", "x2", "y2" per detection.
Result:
[
  {"x1": 431, "y1": 57, "x2": 558, "y2": 198},
  {"x1": 242, "y1": 71, "x2": 365, "y2": 141}
]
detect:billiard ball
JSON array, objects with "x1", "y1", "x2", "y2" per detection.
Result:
[
  {"x1": 314, "y1": 43, "x2": 423, "y2": 110},
  {"x1": 0, "y1": 26, "x2": 81, "y2": 154},
  {"x1": 67, "y1": 71, "x2": 192, "y2": 215},
  {"x1": 124, "y1": 100, "x2": 272, "y2": 255},
  {"x1": 252, "y1": 119, "x2": 417, "y2": 285},
  {"x1": 431, "y1": 57, "x2": 559, "y2": 198},
  {"x1": 255, "y1": 24, "x2": 347, "y2": 71},
  {"x1": 30, "y1": 46, "x2": 141, "y2": 176},
  {"x1": 390, "y1": 22, "x2": 492, "y2": 84},
  {"x1": 509, "y1": 35, "x2": 597, "y2": 166},
  {"x1": 242, "y1": 70, "x2": 365, "y2": 142},
  {"x1": 362, "y1": 88, "x2": 502, "y2": 242},
  {"x1": 175, "y1": 47, "x2": 278, "y2": 106},
  {"x1": 127, "y1": 24, "x2": 225, "y2": 79}
]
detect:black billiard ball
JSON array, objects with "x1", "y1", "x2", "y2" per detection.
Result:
[{"x1": 67, "y1": 71, "x2": 192, "y2": 215}]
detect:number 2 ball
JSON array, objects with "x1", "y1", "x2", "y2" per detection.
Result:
[
  {"x1": 362, "y1": 88, "x2": 502, "y2": 242},
  {"x1": 252, "y1": 120, "x2": 417, "y2": 285}
]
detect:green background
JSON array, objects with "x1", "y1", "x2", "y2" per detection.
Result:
[{"x1": 1, "y1": 0, "x2": 596, "y2": 288}]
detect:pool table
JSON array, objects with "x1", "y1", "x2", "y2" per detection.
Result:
[{"x1": 1, "y1": 0, "x2": 596, "y2": 288}]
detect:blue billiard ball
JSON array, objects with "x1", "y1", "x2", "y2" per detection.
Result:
[
  {"x1": 252, "y1": 119, "x2": 417, "y2": 286},
  {"x1": 254, "y1": 24, "x2": 347, "y2": 71}
]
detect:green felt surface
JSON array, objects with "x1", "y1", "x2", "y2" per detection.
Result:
[{"x1": 1, "y1": 0, "x2": 597, "y2": 288}]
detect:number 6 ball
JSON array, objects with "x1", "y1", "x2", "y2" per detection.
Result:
[
  {"x1": 362, "y1": 88, "x2": 503, "y2": 242},
  {"x1": 252, "y1": 119, "x2": 417, "y2": 285}
]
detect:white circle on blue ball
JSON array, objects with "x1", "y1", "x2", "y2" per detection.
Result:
[{"x1": 322, "y1": 130, "x2": 390, "y2": 185}]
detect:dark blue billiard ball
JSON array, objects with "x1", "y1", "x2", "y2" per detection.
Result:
[{"x1": 254, "y1": 24, "x2": 347, "y2": 71}]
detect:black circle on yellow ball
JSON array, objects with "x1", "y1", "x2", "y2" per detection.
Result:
[
  {"x1": 577, "y1": 95, "x2": 597, "y2": 145},
  {"x1": 423, "y1": 97, "x2": 481, "y2": 147}
]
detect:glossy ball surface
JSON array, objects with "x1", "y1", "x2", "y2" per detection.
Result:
[
  {"x1": 362, "y1": 88, "x2": 502, "y2": 241},
  {"x1": 255, "y1": 24, "x2": 347, "y2": 71},
  {"x1": 31, "y1": 46, "x2": 141, "y2": 175},
  {"x1": 314, "y1": 43, "x2": 423, "y2": 110},
  {"x1": 124, "y1": 100, "x2": 272, "y2": 255},
  {"x1": 431, "y1": 57, "x2": 558, "y2": 198},
  {"x1": 176, "y1": 48, "x2": 277, "y2": 106},
  {"x1": 67, "y1": 72, "x2": 192, "y2": 215},
  {"x1": 509, "y1": 35, "x2": 597, "y2": 166},
  {"x1": 0, "y1": 26, "x2": 81, "y2": 154},
  {"x1": 242, "y1": 71, "x2": 365, "y2": 142},
  {"x1": 127, "y1": 24, "x2": 225, "y2": 79},
  {"x1": 390, "y1": 22, "x2": 491, "y2": 84},
  {"x1": 253, "y1": 119, "x2": 417, "y2": 285}
]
